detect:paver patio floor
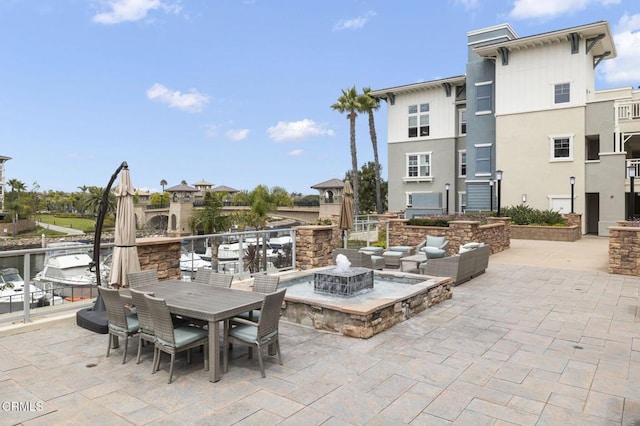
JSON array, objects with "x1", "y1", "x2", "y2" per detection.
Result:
[{"x1": 2, "y1": 237, "x2": 640, "y2": 425}]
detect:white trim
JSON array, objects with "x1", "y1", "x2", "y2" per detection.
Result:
[
  {"x1": 458, "y1": 149, "x2": 467, "y2": 178},
  {"x1": 474, "y1": 143, "x2": 492, "y2": 148},
  {"x1": 549, "y1": 134, "x2": 574, "y2": 162},
  {"x1": 405, "y1": 151, "x2": 432, "y2": 179},
  {"x1": 475, "y1": 81, "x2": 494, "y2": 87}
]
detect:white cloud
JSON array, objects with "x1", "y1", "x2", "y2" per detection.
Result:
[
  {"x1": 93, "y1": 0, "x2": 181, "y2": 25},
  {"x1": 288, "y1": 149, "x2": 304, "y2": 156},
  {"x1": 266, "y1": 119, "x2": 335, "y2": 142},
  {"x1": 332, "y1": 10, "x2": 376, "y2": 31},
  {"x1": 601, "y1": 13, "x2": 640, "y2": 85},
  {"x1": 455, "y1": 0, "x2": 479, "y2": 10},
  {"x1": 146, "y1": 83, "x2": 210, "y2": 112},
  {"x1": 225, "y1": 129, "x2": 250, "y2": 141},
  {"x1": 507, "y1": 0, "x2": 618, "y2": 20}
]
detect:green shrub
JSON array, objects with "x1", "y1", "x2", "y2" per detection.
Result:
[
  {"x1": 407, "y1": 217, "x2": 450, "y2": 227},
  {"x1": 501, "y1": 205, "x2": 567, "y2": 226}
]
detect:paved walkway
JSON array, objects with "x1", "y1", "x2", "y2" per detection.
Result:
[
  {"x1": 3, "y1": 237, "x2": 640, "y2": 425},
  {"x1": 35, "y1": 221, "x2": 85, "y2": 236}
]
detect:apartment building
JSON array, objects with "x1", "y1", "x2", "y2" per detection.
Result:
[
  {"x1": 0, "y1": 155, "x2": 10, "y2": 213},
  {"x1": 370, "y1": 20, "x2": 640, "y2": 235}
]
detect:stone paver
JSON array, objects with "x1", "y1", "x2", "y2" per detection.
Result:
[{"x1": 2, "y1": 237, "x2": 640, "y2": 425}]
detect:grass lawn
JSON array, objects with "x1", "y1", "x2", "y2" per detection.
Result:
[{"x1": 36, "y1": 215, "x2": 97, "y2": 233}]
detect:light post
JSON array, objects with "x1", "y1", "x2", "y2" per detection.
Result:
[
  {"x1": 496, "y1": 170, "x2": 503, "y2": 217},
  {"x1": 628, "y1": 165, "x2": 636, "y2": 219},
  {"x1": 489, "y1": 180, "x2": 494, "y2": 212},
  {"x1": 445, "y1": 183, "x2": 450, "y2": 215},
  {"x1": 569, "y1": 176, "x2": 575, "y2": 214}
]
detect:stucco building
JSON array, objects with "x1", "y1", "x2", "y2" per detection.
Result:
[{"x1": 371, "y1": 20, "x2": 640, "y2": 235}]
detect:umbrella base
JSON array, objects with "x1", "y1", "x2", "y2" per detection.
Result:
[{"x1": 76, "y1": 295, "x2": 108, "y2": 334}]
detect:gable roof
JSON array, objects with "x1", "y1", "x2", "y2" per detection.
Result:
[{"x1": 311, "y1": 178, "x2": 345, "y2": 189}]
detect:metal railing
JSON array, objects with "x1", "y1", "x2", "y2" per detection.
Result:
[{"x1": 626, "y1": 159, "x2": 640, "y2": 178}]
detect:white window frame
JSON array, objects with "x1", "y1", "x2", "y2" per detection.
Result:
[
  {"x1": 458, "y1": 150, "x2": 467, "y2": 178},
  {"x1": 474, "y1": 143, "x2": 492, "y2": 176},
  {"x1": 475, "y1": 81, "x2": 493, "y2": 115},
  {"x1": 406, "y1": 191, "x2": 433, "y2": 208},
  {"x1": 554, "y1": 82, "x2": 570, "y2": 104},
  {"x1": 549, "y1": 134, "x2": 574, "y2": 162},
  {"x1": 408, "y1": 103, "x2": 430, "y2": 138},
  {"x1": 459, "y1": 108, "x2": 467, "y2": 135},
  {"x1": 404, "y1": 152, "x2": 433, "y2": 182},
  {"x1": 458, "y1": 191, "x2": 466, "y2": 214}
]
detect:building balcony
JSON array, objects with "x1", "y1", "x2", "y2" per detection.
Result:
[{"x1": 616, "y1": 99, "x2": 640, "y2": 122}]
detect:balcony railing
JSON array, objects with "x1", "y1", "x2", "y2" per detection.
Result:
[
  {"x1": 626, "y1": 159, "x2": 640, "y2": 178},
  {"x1": 616, "y1": 100, "x2": 640, "y2": 122}
]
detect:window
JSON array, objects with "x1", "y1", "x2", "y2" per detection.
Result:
[
  {"x1": 407, "y1": 193, "x2": 413, "y2": 207},
  {"x1": 550, "y1": 135, "x2": 573, "y2": 161},
  {"x1": 459, "y1": 150, "x2": 467, "y2": 177},
  {"x1": 408, "y1": 103, "x2": 429, "y2": 137},
  {"x1": 475, "y1": 144, "x2": 492, "y2": 175},
  {"x1": 406, "y1": 153, "x2": 431, "y2": 178},
  {"x1": 476, "y1": 82, "x2": 492, "y2": 113},
  {"x1": 555, "y1": 83, "x2": 570, "y2": 104},
  {"x1": 459, "y1": 109, "x2": 467, "y2": 135},
  {"x1": 458, "y1": 192, "x2": 466, "y2": 214}
]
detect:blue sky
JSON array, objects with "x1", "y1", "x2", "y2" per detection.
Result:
[{"x1": 1, "y1": 0, "x2": 638, "y2": 195}]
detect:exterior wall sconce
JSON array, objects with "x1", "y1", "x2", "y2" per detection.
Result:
[{"x1": 521, "y1": 194, "x2": 527, "y2": 203}]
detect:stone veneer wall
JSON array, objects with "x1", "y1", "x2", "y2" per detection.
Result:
[
  {"x1": 281, "y1": 278, "x2": 452, "y2": 338},
  {"x1": 510, "y1": 213, "x2": 582, "y2": 242},
  {"x1": 385, "y1": 217, "x2": 510, "y2": 255},
  {"x1": 294, "y1": 225, "x2": 342, "y2": 270},
  {"x1": 608, "y1": 222, "x2": 640, "y2": 276},
  {"x1": 135, "y1": 237, "x2": 182, "y2": 282}
]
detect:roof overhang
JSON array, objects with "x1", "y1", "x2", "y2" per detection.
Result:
[
  {"x1": 474, "y1": 21, "x2": 616, "y2": 61},
  {"x1": 369, "y1": 75, "x2": 467, "y2": 102}
]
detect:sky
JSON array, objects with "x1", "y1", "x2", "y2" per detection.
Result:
[{"x1": 1, "y1": 0, "x2": 639, "y2": 196}]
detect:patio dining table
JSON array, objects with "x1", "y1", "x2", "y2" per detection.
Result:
[{"x1": 120, "y1": 280, "x2": 264, "y2": 382}]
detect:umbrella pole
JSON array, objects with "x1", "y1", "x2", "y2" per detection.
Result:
[{"x1": 343, "y1": 230, "x2": 348, "y2": 249}]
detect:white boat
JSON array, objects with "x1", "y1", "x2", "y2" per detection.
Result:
[
  {"x1": 180, "y1": 249, "x2": 212, "y2": 272},
  {"x1": 33, "y1": 242, "x2": 106, "y2": 299},
  {"x1": 0, "y1": 268, "x2": 47, "y2": 314}
]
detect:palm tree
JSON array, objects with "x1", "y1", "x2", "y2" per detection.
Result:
[
  {"x1": 358, "y1": 87, "x2": 383, "y2": 214},
  {"x1": 7, "y1": 178, "x2": 26, "y2": 194},
  {"x1": 160, "y1": 179, "x2": 167, "y2": 192},
  {"x1": 331, "y1": 86, "x2": 361, "y2": 215}
]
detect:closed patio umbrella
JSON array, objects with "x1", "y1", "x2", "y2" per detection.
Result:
[
  {"x1": 109, "y1": 164, "x2": 140, "y2": 288},
  {"x1": 338, "y1": 180, "x2": 355, "y2": 249}
]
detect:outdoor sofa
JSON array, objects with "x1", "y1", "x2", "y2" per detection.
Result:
[{"x1": 420, "y1": 243, "x2": 490, "y2": 285}]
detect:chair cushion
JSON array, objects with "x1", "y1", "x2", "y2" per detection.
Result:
[
  {"x1": 110, "y1": 314, "x2": 139, "y2": 334},
  {"x1": 426, "y1": 236, "x2": 447, "y2": 248},
  {"x1": 359, "y1": 246, "x2": 384, "y2": 255},
  {"x1": 459, "y1": 242, "x2": 483, "y2": 254},
  {"x1": 423, "y1": 246, "x2": 446, "y2": 259},
  {"x1": 382, "y1": 251, "x2": 404, "y2": 258},
  {"x1": 389, "y1": 246, "x2": 412, "y2": 253},
  {"x1": 160, "y1": 326, "x2": 208, "y2": 348}
]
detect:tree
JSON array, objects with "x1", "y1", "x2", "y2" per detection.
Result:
[
  {"x1": 359, "y1": 87, "x2": 383, "y2": 214},
  {"x1": 149, "y1": 192, "x2": 170, "y2": 206},
  {"x1": 160, "y1": 179, "x2": 167, "y2": 192},
  {"x1": 83, "y1": 186, "x2": 116, "y2": 215},
  {"x1": 347, "y1": 162, "x2": 388, "y2": 214},
  {"x1": 331, "y1": 86, "x2": 361, "y2": 215},
  {"x1": 190, "y1": 191, "x2": 231, "y2": 234}
]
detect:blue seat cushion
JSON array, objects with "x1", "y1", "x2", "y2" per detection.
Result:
[
  {"x1": 389, "y1": 246, "x2": 412, "y2": 253},
  {"x1": 426, "y1": 236, "x2": 447, "y2": 248},
  {"x1": 230, "y1": 323, "x2": 277, "y2": 345},
  {"x1": 158, "y1": 326, "x2": 207, "y2": 348},
  {"x1": 423, "y1": 246, "x2": 446, "y2": 259}
]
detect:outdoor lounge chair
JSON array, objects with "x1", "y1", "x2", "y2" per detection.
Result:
[
  {"x1": 144, "y1": 293, "x2": 209, "y2": 384},
  {"x1": 99, "y1": 286, "x2": 139, "y2": 364},
  {"x1": 223, "y1": 289, "x2": 287, "y2": 378},
  {"x1": 127, "y1": 269, "x2": 158, "y2": 288},
  {"x1": 417, "y1": 235, "x2": 450, "y2": 259}
]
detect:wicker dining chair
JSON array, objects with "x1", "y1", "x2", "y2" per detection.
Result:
[
  {"x1": 99, "y1": 286, "x2": 139, "y2": 364},
  {"x1": 223, "y1": 288, "x2": 287, "y2": 378},
  {"x1": 236, "y1": 274, "x2": 280, "y2": 321},
  {"x1": 129, "y1": 288, "x2": 157, "y2": 367},
  {"x1": 127, "y1": 269, "x2": 158, "y2": 289},
  {"x1": 193, "y1": 268, "x2": 211, "y2": 285},
  {"x1": 144, "y1": 293, "x2": 209, "y2": 384},
  {"x1": 208, "y1": 272, "x2": 233, "y2": 288}
]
